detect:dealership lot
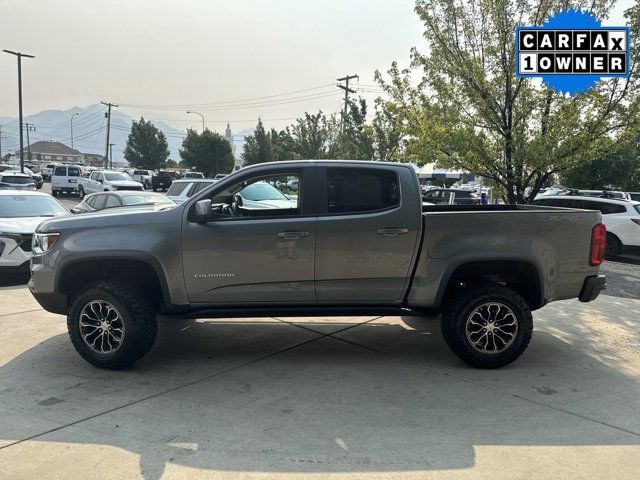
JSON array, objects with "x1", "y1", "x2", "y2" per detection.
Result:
[{"x1": 1, "y1": 285, "x2": 639, "y2": 479}]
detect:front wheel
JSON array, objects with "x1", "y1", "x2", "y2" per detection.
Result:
[
  {"x1": 67, "y1": 282, "x2": 158, "y2": 369},
  {"x1": 78, "y1": 185, "x2": 85, "y2": 199},
  {"x1": 441, "y1": 284, "x2": 533, "y2": 369}
]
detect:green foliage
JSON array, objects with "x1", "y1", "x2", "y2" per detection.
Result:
[
  {"x1": 179, "y1": 129, "x2": 234, "y2": 177},
  {"x1": 165, "y1": 159, "x2": 178, "y2": 168},
  {"x1": 335, "y1": 99, "x2": 374, "y2": 160},
  {"x1": 123, "y1": 118, "x2": 170, "y2": 170},
  {"x1": 562, "y1": 137, "x2": 640, "y2": 191},
  {"x1": 375, "y1": 0, "x2": 640, "y2": 203},
  {"x1": 241, "y1": 119, "x2": 273, "y2": 166}
]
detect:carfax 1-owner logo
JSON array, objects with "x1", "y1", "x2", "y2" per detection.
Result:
[{"x1": 516, "y1": 8, "x2": 630, "y2": 95}]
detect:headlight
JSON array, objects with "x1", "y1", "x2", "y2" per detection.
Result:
[{"x1": 32, "y1": 233, "x2": 60, "y2": 255}]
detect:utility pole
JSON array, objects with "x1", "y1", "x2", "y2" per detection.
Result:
[
  {"x1": 0, "y1": 126, "x2": 3, "y2": 159},
  {"x1": 3, "y1": 50, "x2": 35, "y2": 173},
  {"x1": 109, "y1": 143, "x2": 114, "y2": 169},
  {"x1": 70, "y1": 112, "x2": 79, "y2": 150},
  {"x1": 22, "y1": 123, "x2": 35, "y2": 162},
  {"x1": 337, "y1": 74, "x2": 358, "y2": 132},
  {"x1": 101, "y1": 101, "x2": 118, "y2": 168}
]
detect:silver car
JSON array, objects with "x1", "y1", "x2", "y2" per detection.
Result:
[{"x1": 0, "y1": 172, "x2": 36, "y2": 191}]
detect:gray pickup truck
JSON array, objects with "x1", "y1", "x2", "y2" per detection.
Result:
[{"x1": 29, "y1": 161, "x2": 606, "y2": 370}]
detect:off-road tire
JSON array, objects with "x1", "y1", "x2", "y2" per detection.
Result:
[
  {"x1": 605, "y1": 234, "x2": 622, "y2": 261},
  {"x1": 67, "y1": 282, "x2": 158, "y2": 369},
  {"x1": 441, "y1": 284, "x2": 533, "y2": 369}
]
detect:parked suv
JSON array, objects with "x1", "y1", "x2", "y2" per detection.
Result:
[
  {"x1": 533, "y1": 195, "x2": 640, "y2": 259},
  {"x1": 51, "y1": 165, "x2": 84, "y2": 197},
  {"x1": 422, "y1": 188, "x2": 480, "y2": 205},
  {"x1": 78, "y1": 170, "x2": 144, "y2": 198},
  {"x1": 0, "y1": 172, "x2": 36, "y2": 191},
  {"x1": 151, "y1": 171, "x2": 176, "y2": 191}
]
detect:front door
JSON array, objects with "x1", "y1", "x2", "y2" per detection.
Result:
[
  {"x1": 315, "y1": 166, "x2": 421, "y2": 303},
  {"x1": 182, "y1": 169, "x2": 316, "y2": 304}
]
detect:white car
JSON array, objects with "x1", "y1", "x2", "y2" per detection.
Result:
[
  {"x1": 0, "y1": 172, "x2": 36, "y2": 191},
  {"x1": 51, "y1": 164, "x2": 84, "y2": 197},
  {"x1": 533, "y1": 195, "x2": 640, "y2": 259},
  {"x1": 182, "y1": 171, "x2": 205, "y2": 179},
  {"x1": 129, "y1": 169, "x2": 153, "y2": 188},
  {"x1": 40, "y1": 163, "x2": 59, "y2": 181},
  {"x1": 0, "y1": 190, "x2": 69, "y2": 271},
  {"x1": 78, "y1": 170, "x2": 144, "y2": 198},
  {"x1": 166, "y1": 179, "x2": 217, "y2": 204}
]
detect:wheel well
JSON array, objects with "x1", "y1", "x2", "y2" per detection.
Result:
[
  {"x1": 58, "y1": 259, "x2": 165, "y2": 308},
  {"x1": 441, "y1": 260, "x2": 543, "y2": 310}
]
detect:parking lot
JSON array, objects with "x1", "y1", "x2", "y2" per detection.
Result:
[{"x1": 2, "y1": 252, "x2": 640, "y2": 478}]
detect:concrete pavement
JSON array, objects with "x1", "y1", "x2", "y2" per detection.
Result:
[{"x1": 1, "y1": 286, "x2": 639, "y2": 479}]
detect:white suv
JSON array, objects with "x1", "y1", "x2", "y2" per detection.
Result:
[
  {"x1": 533, "y1": 195, "x2": 640, "y2": 259},
  {"x1": 78, "y1": 170, "x2": 143, "y2": 198}
]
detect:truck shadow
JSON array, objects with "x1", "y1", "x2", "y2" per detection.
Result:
[{"x1": 1, "y1": 312, "x2": 639, "y2": 479}]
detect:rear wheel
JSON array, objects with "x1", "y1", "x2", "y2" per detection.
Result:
[
  {"x1": 52, "y1": 189, "x2": 58, "y2": 197},
  {"x1": 605, "y1": 234, "x2": 622, "y2": 260},
  {"x1": 441, "y1": 284, "x2": 533, "y2": 368},
  {"x1": 152, "y1": 186, "x2": 158, "y2": 192},
  {"x1": 67, "y1": 282, "x2": 158, "y2": 369}
]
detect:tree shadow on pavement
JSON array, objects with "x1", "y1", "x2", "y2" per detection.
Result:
[{"x1": 1, "y1": 312, "x2": 639, "y2": 479}]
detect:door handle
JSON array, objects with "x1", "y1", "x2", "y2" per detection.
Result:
[
  {"x1": 277, "y1": 231, "x2": 309, "y2": 240},
  {"x1": 377, "y1": 228, "x2": 408, "y2": 237}
]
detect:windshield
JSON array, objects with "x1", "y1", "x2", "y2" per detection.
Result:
[
  {"x1": 0, "y1": 176, "x2": 33, "y2": 184},
  {"x1": 121, "y1": 194, "x2": 175, "y2": 206},
  {"x1": 0, "y1": 195, "x2": 68, "y2": 218},
  {"x1": 104, "y1": 172, "x2": 129, "y2": 181},
  {"x1": 239, "y1": 182, "x2": 288, "y2": 201}
]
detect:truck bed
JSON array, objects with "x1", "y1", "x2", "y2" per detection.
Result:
[{"x1": 408, "y1": 204, "x2": 602, "y2": 309}]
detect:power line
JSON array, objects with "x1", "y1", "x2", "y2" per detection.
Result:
[
  {"x1": 121, "y1": 91, "x2": 340, "y2": 112},
  {"x1": 116, "y1": 83, "x2": 336, "y2": 108}
]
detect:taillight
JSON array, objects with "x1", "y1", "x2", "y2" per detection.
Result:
[
  {"x1": 632, "y1": 219, "x2": 640, "y2": 226},
  {"x1": 590, "y1": 223, "x2": 606, "y2": 266}
]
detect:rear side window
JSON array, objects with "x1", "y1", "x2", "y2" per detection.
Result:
[
  {"x1": 327, "y1": 168, "x2": 399, "y2": 214},
  {"x1": 167, "y1": 182, "x2": 189, "y2": 196},
  {"x1": 68, "y1": 167, "x2": 81, "y2": 177},
  {"x1": 595, "y1": 202, "x2": 626, "y2": 215},
  {"x1": 92, "y1": 194, "x2": 107, "y2": 210},
  {"x1": 54, "y1": 166, "x2": 66, "y2": 176}
]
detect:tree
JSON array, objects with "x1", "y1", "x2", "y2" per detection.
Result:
[
  {"x1": 242, "y1": 119, "x2": 273, "y2": 165},
  {"x1": 123, "y1": 118, "x2": 170, "y2": 170},
  {"x1": 334, "y1": 98, "x2": 374, "y2": 160},
  {"x1": 270, "y1": 128, "x2": 296, "y2": 161},
  {"x1": 290, "y1": 112, "x2": 336, "y2": 159},
  {"x1": 562, "y1": 137, "x2": 640, "y2": 191},
  {"x1": 179, "y1": 129, "x2": 234, "y2": 177},
  {"x1": 165, "y1": 159, "x2": 178, "y2": 168},
  {"x1": 376, "y1": 1, "x2": 640, "y2": 203}
]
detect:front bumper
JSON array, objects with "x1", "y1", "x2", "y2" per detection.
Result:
[{"x1": 579, "y1": 275, "x2": 606, "y2": 303}]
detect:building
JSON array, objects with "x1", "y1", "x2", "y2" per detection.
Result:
[
  {"x1": 15, "y1": 140, "x2": 82, "y2": 164},
  {"x1": 81, "y1": 152, "x2": 106, "y2": 167},
  {"x1": 225, "y1": 123, "x2": 243, "y2": 171}
]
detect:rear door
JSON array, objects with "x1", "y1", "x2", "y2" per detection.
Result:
[{"x1": 315, "y1": 166, "x2": 422, "y2": 303}]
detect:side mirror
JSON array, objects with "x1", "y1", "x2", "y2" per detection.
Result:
[{"x1": 192, "y1": 199, "x2": 213, "y2": 223}]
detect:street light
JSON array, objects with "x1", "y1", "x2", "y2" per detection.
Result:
[
  {"x1": 3, "y1": 49, "x2": 35, "y2": 173},
  {"x1": 186, "y1": 111, "x2": 205, "y2": 132},
  {"x1": 70, "y1": 112, "x2": 79, "y2": 151}
]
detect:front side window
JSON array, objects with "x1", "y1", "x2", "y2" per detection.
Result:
[
  {"x1": 327, "y1": 168, "x2": 399, "y2": 214},
  {"x1": 205, "y1": 173, "x2": 301, "y2": 218},
  {"x1": 90, "y1": 172, "x2": 100, "y2": 181}
]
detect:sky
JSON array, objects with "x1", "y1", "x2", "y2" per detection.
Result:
[{"x1": 0, "y1": 0, "x2": 635, "y2": 136}]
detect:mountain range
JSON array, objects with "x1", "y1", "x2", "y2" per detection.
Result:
[{"x1": 0, "y1": 104, "x2": 252, "y2": 164}]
